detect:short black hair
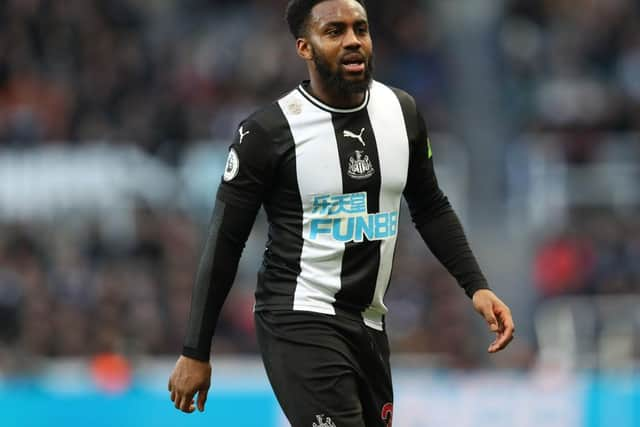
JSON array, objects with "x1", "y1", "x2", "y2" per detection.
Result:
[{"x1": 285, "y1": 0, "x2": 367, "y2": 39}]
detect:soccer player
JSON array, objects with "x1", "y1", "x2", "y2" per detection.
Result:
[{"x1": 168, "y1": 0, "x2": 515, "y2": 425}]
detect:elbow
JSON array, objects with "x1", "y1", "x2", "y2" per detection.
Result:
[{"x1": 410, "y1": 194, "x2": 453, "y2": 229}]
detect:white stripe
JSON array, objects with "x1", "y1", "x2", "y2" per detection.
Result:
[
  {"x1": 278, "y1": 91, "x2": 345, "y2": 315},
  {"x1": 363, "y1": 81, "x2": 410, "y2": 330}
]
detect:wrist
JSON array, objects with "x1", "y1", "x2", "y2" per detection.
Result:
[{"x1": 465, "y1": 283, "x2": 491, "y2": 299}]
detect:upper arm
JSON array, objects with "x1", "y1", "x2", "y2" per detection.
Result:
[
  {"x1": 403, "y1": 109, "x2": 443, "y2": 211},
  {"x1": 216, "y1": 119, "x2": 276, "y2": 210}
]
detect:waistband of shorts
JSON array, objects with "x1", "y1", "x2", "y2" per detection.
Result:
[{"x1": 254, "y1": 304, "x2": 385, "y2": 329}]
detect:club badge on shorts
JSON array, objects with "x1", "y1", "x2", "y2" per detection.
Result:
[{"x1": 312, "y1": 415, "x2": 336, "y2": 427}]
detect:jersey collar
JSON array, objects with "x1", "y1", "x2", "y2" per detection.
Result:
[{"x1": 297, "y1": 81, "x2": 370, "y2": 114}]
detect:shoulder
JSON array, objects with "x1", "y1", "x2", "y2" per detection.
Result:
[
  {"x1": 370, "y1": 81, "x2": 418, "y2": 113},
  {"x1": 370, "y1": 81, "x2": 422, "y2": 136},
  {"x1": 230, "y1": 89, "x2": 300, "y2": 154},
  {"x1": 241, "y1": 103, "x2": 283, "y2": 135},
  {"x1": 242, "y1": 87, "x2": 299, "y2": 132}
]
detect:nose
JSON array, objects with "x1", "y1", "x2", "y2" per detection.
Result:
[{"x1": 343, "y1": 27, "x2": 362, "y2": 49}]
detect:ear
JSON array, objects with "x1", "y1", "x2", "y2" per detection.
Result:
[{"x1": 296, "y1": 38, "x2": 313, "y2": 61}]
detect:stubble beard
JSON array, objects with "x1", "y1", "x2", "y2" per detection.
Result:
[{"x1": 312, "y1": 47, "x2": 374, "y2": 95}]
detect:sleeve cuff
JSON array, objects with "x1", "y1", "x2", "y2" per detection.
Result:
[
  {"x1": 182, "y1": 346, "x2": 210, "y2": 362},
  {"x1": 464, "y1": 282, "x2": 491, "y2": 299}
]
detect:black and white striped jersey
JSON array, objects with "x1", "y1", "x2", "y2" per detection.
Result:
[{"x1": 182, "y1": 80, "x2": 489, "y2": 361}]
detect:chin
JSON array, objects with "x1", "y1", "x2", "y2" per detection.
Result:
[
  {"x1": 345, "y1": 73, "x2": 367, "y2": 81},
  {"x1": 342, "y1": 80, "x2": 371, "y2": 94}
]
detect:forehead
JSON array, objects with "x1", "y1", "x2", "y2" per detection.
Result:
[{"x1": 309, "y1": 0, "x2": 368, "y2": 27}]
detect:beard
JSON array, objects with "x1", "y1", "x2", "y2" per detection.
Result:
[{"x1": 311, "y1": 46, "x2": 374, "y2": 95}]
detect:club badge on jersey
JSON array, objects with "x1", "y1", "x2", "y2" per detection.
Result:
[{"x1": 347, "y1": 150, "x2": 375, "y2": 180}]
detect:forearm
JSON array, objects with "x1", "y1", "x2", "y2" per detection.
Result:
[
  {"x1": 413, "y1": 197, "x2": 490, "y2": 298},
  {"x1": 182, "y1": 198, "x2": 258, "y2": 361},
  {"x1": 403, "y1": 106, "x2": 489, "y2": 298}
]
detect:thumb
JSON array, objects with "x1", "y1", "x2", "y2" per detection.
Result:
[
  {"x1": 483, "y1": 308, "x2": 499, "y2": 332},
  {"x1": 197, "y1": 389, "x2": 208, "y2": 412}
]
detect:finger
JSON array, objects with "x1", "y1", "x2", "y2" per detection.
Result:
[
  {"x1": 497, "y1": 307, "x2": 515, "y2": 332},
  {"x1": 488, "y1": 316, "x2": 515, "y2": 353},
  {"x1": 495, "y1": 306, "x2": 515, "y2": 335},
  {"x1": 170, "y1": 389, "x2": 177, "y2": 403},
  {"x1": 180, "y1": 395, "x2": 196, "y2": 413},
  {"x1": 197, "y1": 389, "x2": 208, "y2": 412},
  {"x1": 174, "y1": 393, "x2": 182, "y2": 409},
  {"x1": 488, "y1": 338, "x2": 500, "y2": 353},
  {"x1": 168, "y1": 378, "x2": 171, "y2": 392},
  {"x1": 494, "y1": 323, "x2": 516, "y2": 351},
  {"x1": 482, "y1": 306, "x2": 499, "y2": 332},
  {"x1": 185, "y1": 398, "x2": 196, "y2": 413},
  {"x1": 489, "y1": 330, "x2": 514, "y2": 353}
]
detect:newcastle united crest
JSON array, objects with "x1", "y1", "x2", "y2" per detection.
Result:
[{"x1": 347, "y1": 150, "x2": 375, "y2": 180}]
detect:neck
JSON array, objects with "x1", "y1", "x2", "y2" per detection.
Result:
[{"x1": 307, "y1": 76, "x2": 366, "y2": 109}]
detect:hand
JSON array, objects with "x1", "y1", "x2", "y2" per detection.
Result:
[
  {"x1": 168, "y1": 355, "x2": 212, "y2": 413},
  {"x1": 472, "y1": 289, "x2": 515, "y2": 353}
]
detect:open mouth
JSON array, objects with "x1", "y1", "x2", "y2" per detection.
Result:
[{"x1": 342, "y1": 53, "x2": 366, "y2": 73}]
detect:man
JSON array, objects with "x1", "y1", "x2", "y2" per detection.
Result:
[{"x1": 168, "y1": 0, "x2": 515, "y2": 425}]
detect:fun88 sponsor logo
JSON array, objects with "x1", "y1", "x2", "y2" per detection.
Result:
[{"x1": 309, "y1": 192, "x2": 398, "y2": 243}]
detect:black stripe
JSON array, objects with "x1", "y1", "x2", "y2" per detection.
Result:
[
  {"x1": 251, "y1": 103, "x2": 303, "y2": 311},
  {"x1": 384, "y1": 86, "x2": 419, "y2": 300},
  {"x1": 331, "y1": 110, "x2": 382, "y2": 311}
]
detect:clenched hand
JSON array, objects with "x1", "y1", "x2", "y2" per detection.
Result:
[{"x1": 168, "y1": 355, "x2": 212, "y2": 413}]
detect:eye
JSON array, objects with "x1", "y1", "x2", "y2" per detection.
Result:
[
  {"x1": 356, "y1": 24, "x2": 369, "y2": 35},
  {"x1": 326, "y1": 27, "x2": 340, "y2": 36}
]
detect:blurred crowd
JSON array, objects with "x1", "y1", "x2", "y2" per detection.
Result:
[
  {"x1": 3, "y1": 0, "x2": 638, "y2": 151},
  {"x1": 0, "y1": 206, "x2": 254, "y2": 363},
  {"x1": 0, "y1": 0, "x2": 449, "y2": 162},
  {"x1": 0, "y1": 0, "x2": 466, "y2": 366},
  {"x1": 501, "y1": 0, "x2": 640, "y2": 161},
  {"x1": 534, "y1": 210, "x2": 640, "y2": 298},
  {"x1": 2, "y1": 0, "x2": 639, "y2": 368},
  {"x1": 0, "y1": 204, "x2": 497, "y2": 370}
]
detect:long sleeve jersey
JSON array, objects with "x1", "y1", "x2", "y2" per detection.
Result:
[{"x1": 182, "y1": 80, "x2": 489, "y2": 361}]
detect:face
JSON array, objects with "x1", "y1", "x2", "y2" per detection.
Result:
[{"x1": 300, "y1": 0, "x2": 374, "y2": 94}]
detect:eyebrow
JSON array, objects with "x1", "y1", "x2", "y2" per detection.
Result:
[{"x1": 322, "y1": 19, "x2": 368, "y2": 28}]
